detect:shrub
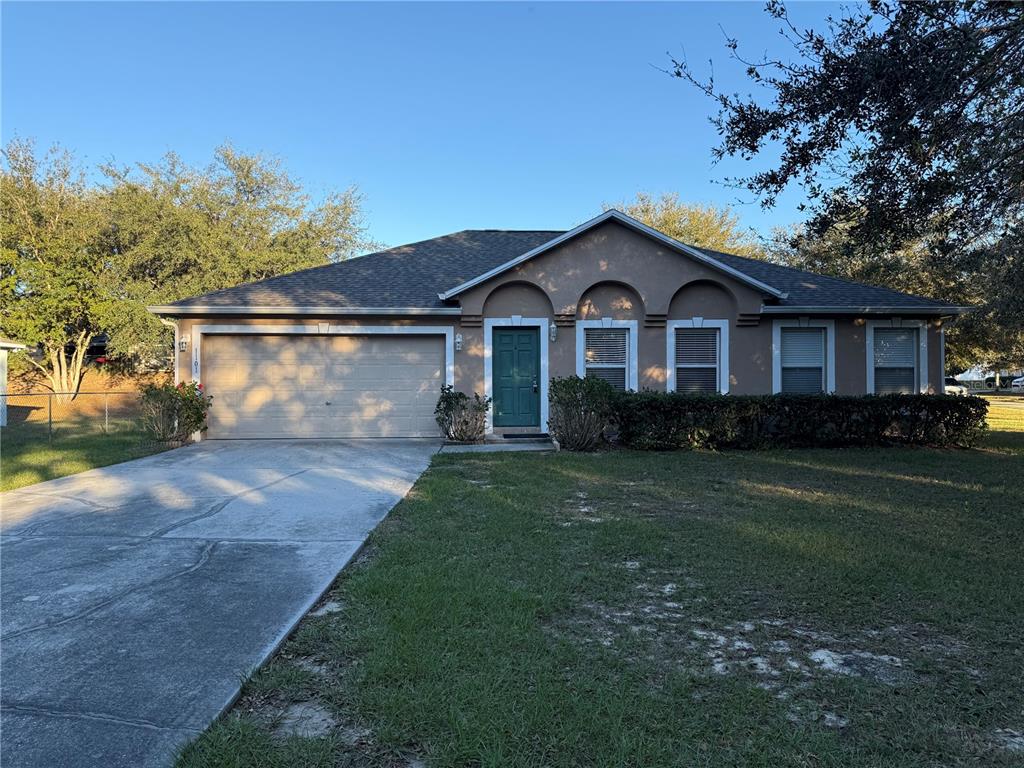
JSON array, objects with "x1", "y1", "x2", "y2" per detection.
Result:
[
  {"x1": 435, "y1": 385, "x2": 491, "y2": 442},
  {"x1": 140, "y1": 381, "x2": 213, "y2": 442},
  {"x1": 548, "y1": 376, "x2": 617, "y2": 451},
  {"x1": 611, "y1": 392, "x2": 989, "y2": 450}
]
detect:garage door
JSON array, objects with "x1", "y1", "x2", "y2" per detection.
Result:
[{"x1": 201, "y1": 334, "x2": 444, "y2": 438}]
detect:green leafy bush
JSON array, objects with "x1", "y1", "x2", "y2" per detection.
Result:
[
  {"x1": 435, "y1": 385, "x2": 491, "y2": 442},
  {"x1": 548, "y1": 376, "x2": 617, "y2": 451},
  {"x1": 611, "y1": 393, "x2": 989, "y2": 450},
  {"x1": 140, "y1": 381, "x2": 213, "y2": 443}
]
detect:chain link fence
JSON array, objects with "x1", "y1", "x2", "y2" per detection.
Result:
[{"x1": 1, "y1": 391, "x2": 147, "y2": 441}]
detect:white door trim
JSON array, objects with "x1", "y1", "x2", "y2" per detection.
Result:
[
  {"x1": 190, "y1": 323, "x2": 455, "y2": 440},
  {"x1": 665, "y1": 317, "x2": 730, "y2": 394},
  {"x1": 865, "y1": 318, "x2": 929, "y2": 394},
  {"x1": 574, "y1": 318, "x2": 639, "y2": 391},
  {"x1": 483, "y1": 316, "x2": 549, "y2": 434},
  {"x1": 771, "y1": 318, "x2": 837, "y2": 394}
]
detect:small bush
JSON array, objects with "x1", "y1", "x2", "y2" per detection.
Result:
[
  {"x1": 610, "y1": 392, "x2": 988, "y2": 450},
  {"x1": 435, "y1": 385, "x2": 491, "y2": 442},
  {"x1": 548, "y1": 376, "x2": 617, "y2": 451},
  {"x1": 140, "y1": 381, "x2": 213, "y2": 442}
]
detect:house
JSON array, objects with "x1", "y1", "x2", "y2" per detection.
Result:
[
  {"x1": 148, "y1": 210, "x2": 969, "y2": 439},
  {"x1": 0, "y1": 337, "x2": 27, "y2": 428}
]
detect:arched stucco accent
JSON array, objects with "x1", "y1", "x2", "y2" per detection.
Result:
[
  {"x1": 668, "y1": 279, "x2": 738, "y2": 320},
  {"x1": 576, "y1": 281, "x2": 646, "y2": 321},
  {"x1": 482, "y1": 280, "x2": 555, "y2": 319}
]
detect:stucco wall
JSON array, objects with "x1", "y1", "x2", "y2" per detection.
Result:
[{"x1": 458, "y1": 220, "x2": 766, "y2": 317}]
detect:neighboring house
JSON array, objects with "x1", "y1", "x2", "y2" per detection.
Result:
[
  {"x1": 149, "y1": 210, "x2": 969, "y2": 439},
  {"x1": 0, "y1": 337, "x2": 27, "y2": 428}
]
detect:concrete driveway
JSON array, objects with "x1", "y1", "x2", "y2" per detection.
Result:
[{"x1": 0, "y1": 439, "x2": 438, "y2": 768}]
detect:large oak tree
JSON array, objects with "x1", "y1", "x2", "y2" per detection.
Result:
[
  {"x1": 1, "y1": 141, "x2": 375, "y2": 396},
  {"x1": 674, "y1": 0, "x2": 1024, "y2": 368}
]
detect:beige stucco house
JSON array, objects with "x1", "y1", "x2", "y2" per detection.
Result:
[{"x1": 149, "y1": 210, "x2": 968, "y2": 439}]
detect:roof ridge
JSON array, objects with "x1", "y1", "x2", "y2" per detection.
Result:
[{"x1": 462, "y1": 228, "x2": 566, "y2": 234}]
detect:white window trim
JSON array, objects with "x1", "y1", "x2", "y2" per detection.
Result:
[
  {"x1": 575, "y1": 319, "x2": 639, "y2": 391},
  {"x1": 865, "y1": 319, "x2": 929, "y2": 394},
  {"x1": 665, "y1": 318, "x2": 729, "y2": 394},
  {"x1": 190, "y1": 323, "x2": 456, "y2": 440},
  {"x1": 771, "y1": 319, "x2": 836, "y2": 394},
  {"x1": 939, "y1": 326, "x2": 946, "y2": 381},
  {"x1": 483, "y1": 316, "x2": 550, "y2": 434}
]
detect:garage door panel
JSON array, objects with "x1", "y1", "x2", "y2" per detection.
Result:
[{"x1": 202, "y1": 334, "x2": 444, "y2": 438}]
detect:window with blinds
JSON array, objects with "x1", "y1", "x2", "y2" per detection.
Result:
[
  {"x1": 873, "y1": 328, "x2": 918, "y2": 393},
  {"x1": 780, "y1": 327, "x2": 826, "y2": 393},
  {"x1": 675, "y1": 328, "x2": 720, "y2": 393},
  {"x1": 584, "y1": 328, "x2": 628, "y2": 390}
]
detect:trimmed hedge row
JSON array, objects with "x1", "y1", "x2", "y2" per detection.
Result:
[{"x1": 610, "y1": 392, "x2": 989, "y2": 450}]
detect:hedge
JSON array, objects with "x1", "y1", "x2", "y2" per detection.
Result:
[{"x1": 610, "y1": 392, "x2": 989, "y2": 450}]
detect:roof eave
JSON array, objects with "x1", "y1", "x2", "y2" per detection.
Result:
[
  {"x1": 759, "y1": 304, "x2": 974, "y2": 315},
  {"x1": 438, "y1": 209, "x2": 787, "y2": 300},
  {"x1": 147, "y1": 305, "x2": 462, "y2": 317}
]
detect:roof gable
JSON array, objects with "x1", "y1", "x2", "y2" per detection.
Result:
[{"x1": 437, "y1": 210, "x2": 787, "y2": 300}]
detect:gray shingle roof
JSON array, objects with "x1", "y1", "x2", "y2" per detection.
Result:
[
  {"x1": 695, "y1": 247, "x2": 962, "y2": 311},
  {"x1": 165, "y1": 230, "x2": 562, "y2": 310},
  {"x1": 161, "y1": 228, "x2": 962, "y2": 313}
]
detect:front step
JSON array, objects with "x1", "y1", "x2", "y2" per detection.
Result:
[{"x1": 485, "y1": 433, "x2": 551, "y2": 444}]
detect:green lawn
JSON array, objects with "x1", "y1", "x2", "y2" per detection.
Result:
[
  {"x1": 0, "y1": 421, "x2": 167, "y2": 491},
  {"x1": 178, "y1": 404, "x2": 1024, "y2": 768}
]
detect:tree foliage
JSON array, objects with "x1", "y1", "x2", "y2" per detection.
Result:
[
  {"x1": 606, "y1": 193, "x2": 763, "y2": 257},
  {"x1": 0, "y1": 140, "x2": 104, "y2": 397},
  {"x1": 674, "y1": 1, "x2": 1024, "y2": 369},
  {"x1": 99, "y1": 145, "x2": 374, "y2": 359},
  {"x1": 674, "y1": 0, "x2": 1023, "y2": 247},
  {"x1": 1, "y1": 140, "x2": 375, "y2": 395}
]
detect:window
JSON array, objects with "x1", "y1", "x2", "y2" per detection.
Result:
[
  {"x1": 577, "y1": 319, "x2": 638, "y2": 390},
  {"x1": 583, "y1": 327, "x2": 628, "y2": 390},
  {"x1": 780, "y1": 327, "x2": 827, "y2": 393},
  {"x1": 873, "y1": 327, "x2": 918, "y2": 393},
  {"x1": 675, "y1": 328, "x2": 720, "y2": 393},
  {"x1": 667, "y1": 319, "x2": 729, "y2": 394}
]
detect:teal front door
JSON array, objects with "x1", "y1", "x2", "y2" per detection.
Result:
[{"x1": 493, "y1": 328, "x2": 540, "y2": 427}]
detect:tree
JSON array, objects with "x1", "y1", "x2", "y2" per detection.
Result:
[
  {"x1": 0, "y1": 140, "x2": 104, "y2": 398},
  {"x1": 606, "y1": 193, "x2": 763, "y2": 257},
  {"x1": 673, "y1": 0, "x2": 1023, "y2": 248},
  {"x1": 98, "y1": 145, "x2": 375, "y2": 361},
  {"x1": 1, "y1": 140, "x2": 376, "y2": 396},
  {"x1": 674, "y1": 0, "x2": 1024, "y2": 368}
]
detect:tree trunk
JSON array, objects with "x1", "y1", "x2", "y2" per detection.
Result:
[{"x1": 35, "y1": 331, "x2": 92, "y2": 402}]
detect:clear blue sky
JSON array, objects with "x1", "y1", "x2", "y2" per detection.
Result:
[{"x1": 2, "y1": 1, "x2": 838, "y2": 248}]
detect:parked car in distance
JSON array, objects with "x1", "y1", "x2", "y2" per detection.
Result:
[
  {"x1": 944, "y1": 377, "x2": 969, "y2": 396},
  {"x1": 1012, "y1": 376, "x2": 1024, "y2": 393}
]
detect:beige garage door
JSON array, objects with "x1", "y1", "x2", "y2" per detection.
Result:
[{"x1": 202, "y1": 334, "x2": 444, "y2": 438}]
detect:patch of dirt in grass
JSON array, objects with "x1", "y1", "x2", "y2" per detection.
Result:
[
  {"x1": 274, "y1": 701, "x2": 336, "y2": 738},
  {"x1": 551, "y1": 568, "x2": 972, "y2": 731},
  {"x1": 310, "y1": 600, "x2": 344, "y2": 617},
  {"x1": 992, "y1": 728, "x2": 1024, "y2": 753},
  {"x1": 556, "y1": 489, "x2": 621, "y2": 525},
  {"x1": 292, "y1": 657, "x2": 331, "y2": 677}
]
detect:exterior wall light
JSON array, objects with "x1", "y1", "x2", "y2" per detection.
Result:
[
  {"x1": 549, "y1": 321, "x2": 557, "y2": 342},
  {"x1": 179, "y1": 335, "x2": 189, "y2": 351},
  {"x1": 455, "y1": 333, "x2": 463, "y2": 351}
]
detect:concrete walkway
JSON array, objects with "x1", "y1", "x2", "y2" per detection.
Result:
[{"x1": 0, "y1": 439, "x2": 438, "y2": 768}]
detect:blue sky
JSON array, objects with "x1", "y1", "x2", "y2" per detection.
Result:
[{"x1": 2, "y1": 1, "x2": 839, "y2": 248}]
